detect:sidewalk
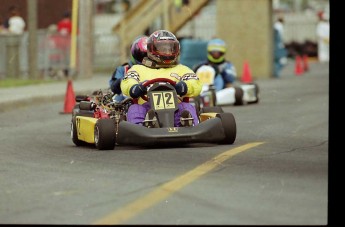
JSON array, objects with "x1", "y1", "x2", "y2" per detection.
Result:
[{"x1": 0, "y1": 73, "x2": 110, "y2": 112}]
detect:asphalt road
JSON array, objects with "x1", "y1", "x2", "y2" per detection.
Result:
[{"x1": 0, "y1": 61, "x2": 329, "y2": 225}]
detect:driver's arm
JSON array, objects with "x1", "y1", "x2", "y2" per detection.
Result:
[
  {"x1": 121, "y1": 69, "x2": 139, "y2": 97},
  {"x1": 179, "y1": 66, "x2": 203, "y2": 98},
  {"x1": 219, "y1": 62, "x2": 237, "y2": 87}
]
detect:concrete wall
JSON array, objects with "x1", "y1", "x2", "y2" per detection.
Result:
[{"x1": 216, "y1": 0, "x2": 273, "y2": 79}]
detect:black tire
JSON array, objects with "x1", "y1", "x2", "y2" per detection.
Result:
[
  {"x1": 234, "y1": 86, "x2": 245, "y2": 106},
  {"x1": 200, "y1": 106, "x2": 224, "y2": 114},
  {"x1": 75, "y1": 95, "x2": 89, "y2": 102},
  {"x1": 192, "y1": 96, "x2": 202, "y2": 115},
  {"x1": 79, "y1": 101, "x2": 93, "y2": 111},
  {"x1": 71, "y1": 116, "x2": 85, "y2": 146},
  {"x1": 210, "y1": 89, "x2": 217, "y2": 107},
  {"x1": 94, "y1": 119, "x2": 116, "y2": 150},
  {"x1": 73, "y1": 102, "x2": 94, "y2": 118},
  {"x1": 216, "y1": 113, "x2": 236, "y2": 144}
]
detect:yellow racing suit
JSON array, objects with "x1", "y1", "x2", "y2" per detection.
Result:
[{"x1": 121, "y1": 64, "x2": 202, "y2": 126}]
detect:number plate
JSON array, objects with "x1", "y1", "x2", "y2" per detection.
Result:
[{"x1": 151, "y1": 91, "x2": 176, "y2": 110}]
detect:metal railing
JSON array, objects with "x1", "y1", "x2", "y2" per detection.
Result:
[{"x1": 0, "y1": 30, "x2": 120, "y2": 79}]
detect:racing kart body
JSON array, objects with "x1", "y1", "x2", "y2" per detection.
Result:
[
  {"x1": 71, "y1": 78, "x2": 237, "y2": 150},
  {"x1": 192, "y1": 65, "x2": 259, "y2": 113}
]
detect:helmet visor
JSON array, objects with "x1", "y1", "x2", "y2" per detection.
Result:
[
  {"x1": 152, "y1": 41, "x2": 179, "y2": 56},
  {"x1": 209, "y1": 51, "x2": 224, "y2": 60}
]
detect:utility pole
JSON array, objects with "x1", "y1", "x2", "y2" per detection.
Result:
[
  {"x1": 70, "y1": 0, "x2": 79, "y2": 77},
  {"x1": 78, "y1": 0, "x2": 93, "y2": 78},
  {"x1": 27, "y1": 0, "x2": 38, "y2": 79}
]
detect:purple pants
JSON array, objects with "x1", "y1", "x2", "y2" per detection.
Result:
[{"x1": 127, "y1": 102, "x2": 199, "y2": 126}]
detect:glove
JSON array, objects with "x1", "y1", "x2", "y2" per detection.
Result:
[
  {"x1": 129, "y1": 83, "x2": 147, "y2": 98},
  {"x1": 175, "y1": 81, "x2": 188, "y2": 96}
]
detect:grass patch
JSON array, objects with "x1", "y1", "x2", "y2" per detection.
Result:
[{"x1": 0, "y1": 79, "x2": 57, "y2": 88}]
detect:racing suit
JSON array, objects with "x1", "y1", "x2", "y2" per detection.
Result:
[
  {"x1": 193, "y1": 60, "x2": 237, "y2": 91},
  {"x1": 121, "y1": 63, "x2": 202, "y2": 126},
  {"x1": 108, "y1": 62, "x2": 132, "y2": 102}
]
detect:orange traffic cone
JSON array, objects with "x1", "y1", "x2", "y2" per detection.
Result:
[
  {"x1": 60, "y1": 79, "x2": 76, "y2": 114},
  {"x1": 241, "y1": 61, "x2": 253, "y2": 83},
  {"x1": 302, "y1": 54, "x2": 309, "y2": 72},
  {"x1": 294, "y1": 55, "x2": 304, "y2": 75}
]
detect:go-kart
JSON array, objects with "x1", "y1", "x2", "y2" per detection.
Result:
[
  {"x1": 191, "y1": 65, "x2": 259, "y2": 113},
  {"x1": 71, "y1": 78, "x2": 237, "y2": 150}
]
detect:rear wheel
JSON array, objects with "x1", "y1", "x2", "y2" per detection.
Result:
[
  {"x1": 71, "y1": 116, "x2": 85, "y2": 146},
  {"x1": 191, "y1": 96, "x2": 202, "y2": 115},
  {"x1": 94, "y1": 119, "x2": 116, "y2": 150},
  {"x1": 216, "y1": 113, "x2": 236, "y2": 144},
  {"x1": 234, "y1": 87, "x2": 245, "y2": 106},
  {"x1": 75, "y1": 95, "x2": 89, "y2": 102}
]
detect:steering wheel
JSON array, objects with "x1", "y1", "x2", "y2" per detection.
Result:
[{"x1": 140, "y1": 78, "x2": 177, "y2": 101}]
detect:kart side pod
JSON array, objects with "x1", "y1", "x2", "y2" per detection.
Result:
[{"x1": 76, "y1": 116, "x2": 98, "y2": 143}]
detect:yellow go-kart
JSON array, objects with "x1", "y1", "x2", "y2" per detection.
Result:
[{"x1": 71, "y1": 78, "x2": 237, "y2": 150}]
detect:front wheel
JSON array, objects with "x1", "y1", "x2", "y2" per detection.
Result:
[
  {"x1": 94, "y1": 119, "x2": 116, "y2": 150},
  {"x1": 217, "y1": 113, "x2": 236, "y2": 144}
]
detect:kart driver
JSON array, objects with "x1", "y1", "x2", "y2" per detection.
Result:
[
  {"x1": 193, "y1": 38, "x2": 237, "y2": 91},
  {"x1": 109, "y1": 35, "x2": 148, "y2": 102},
  {"x1": 120, "y1": 30, "x2": 202, "y2": 127}
]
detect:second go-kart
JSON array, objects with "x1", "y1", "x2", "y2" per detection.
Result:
[
  {"x1": 71, "y1": 78, "x2": 237, "y2": 150},
  {"x1": 191, "y1": 65, "x2": 259, "y2": 113}
]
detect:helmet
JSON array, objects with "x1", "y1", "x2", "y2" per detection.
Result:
[
  {"x1": 207, "y1": 38, "x2": 226, "y2": 63},
  {"x1": 147, "y1": 30, "x2": 180, "y2": 66},
  {"x1": 130, "y1": 36, "x2": 148, "y2": 65}
]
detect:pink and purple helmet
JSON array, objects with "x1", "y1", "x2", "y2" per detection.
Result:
[{"x1": 130, "y1": 36, "x2": 148, "y2": 65}]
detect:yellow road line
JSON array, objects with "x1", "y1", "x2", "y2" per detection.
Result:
[{"x1": 94, "y1": 142, "x2": 265, "y2": 224}]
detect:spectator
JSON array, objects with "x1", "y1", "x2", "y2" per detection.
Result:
[
  {"x1": 44, "y1": 24, "x2": 67, "y2": 79},
  {"x1": 7, "y1": 5, "x2": 25, "y2": 34},
  {"x1": 57, "y1": 10, "x2": 72, "y2": 36},
  {"x1": 0, "y1": 16, "x2": 7, "y2": 33},
  {"x1": 174, "y1": 0, "x2": 190, "y2": 12},
  {"x1": 56, "y1": 10, "x2": 72, "y2": 76},
  {"x1": 273, "y1": 26, "x2": 287, "y2": 78},
  {"x1": 316, "y1": 11, "x2": 330, "y2": 63},
  {"x1": 121, "y1": 0, "x2": 131, "y2": 12},
  {"x1": 274, "y1": 16, "x2": 285, "y2": 42}
]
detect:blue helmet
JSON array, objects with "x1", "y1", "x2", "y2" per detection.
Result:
[{"x1": 207, "y1": 38, "x2": 226, "y2": 63}]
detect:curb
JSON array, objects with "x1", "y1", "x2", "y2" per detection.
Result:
[{"x1": 0, "y1": 88, "x2": 99, "y2": 113}]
